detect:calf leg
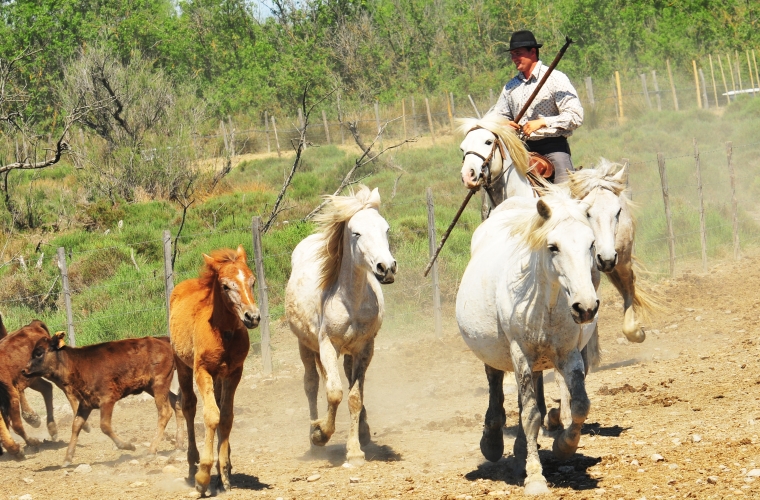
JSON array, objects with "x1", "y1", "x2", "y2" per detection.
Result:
[
  {"x1": 63, "y1": 391, "x2": 90, "y2": 433},
  {"x1": 511, "y1": 342, "x2": 548, "y2": 495},
  {"x1": 63, "y1": 407, "x2": 92, "y2": 466},
  {"x1": 149, "y1": 385, "x2": 174, "y2": 455},
  {"x1": 310, "y1": 336, "x2": 342, "y2": 448},
  {"x1": 480, "y1": 363, "x2": 505, "y2": 462},
  {"x1": 194, "y1": 366, "x2": 220, "y2": 496},
  {"x1": 99, "y1": 401, "x2": 136, "y2": 452},
  {"x1": 299, "y1": 341, "x2": 320, "y2": 441},
  {"x1": 215, "y1": 369, "x2": 242, "y2": 491},
  {"x1": 28, "y1": 378, "x2": 57, "y2": 440},
  {"x1": 168, "y1": 390, "x2": 185, "y2": 450},
  {"x1": 552, "y1": 350, "x2": 590, "y2": 461},
  {"x1": 344, "y1": 354, "x2": 370, "y2": 447},
  {"x1": 8, "y1": 387, "x2": 41, "y2": 447},
  {"x1": 0, "y1": 412, "x2": 23, "y2": 458},
  {"x1": 176, "y1": 358, "x2": 199, "y2": 482},
  {"x1": 18, "y1": 389, "x2": 41, "y2": 428},
  {"x1": 345, "y1": 341, "x2": 374, "y2": 465}
]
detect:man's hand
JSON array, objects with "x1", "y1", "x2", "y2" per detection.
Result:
[
  {"x1": 507, "y1": 120, "x2": 520, "y2": 130},
  {"x1": 522, "y1": 118, "x2": 546, "y2": 136}
]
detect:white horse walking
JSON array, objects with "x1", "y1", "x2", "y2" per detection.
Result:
[
  {"x1": 456, "y1": 189, "x2": 599, "y2": 494},
  {"x1": 285, "y1": 186, "x2": 396, "y2": 465}
]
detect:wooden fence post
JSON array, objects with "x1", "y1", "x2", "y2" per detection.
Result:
[
  {"x1": 640, "y1": 73, "x2": 652, "y2": 109},
  {"x1": 271, "y1": 116, "x2": 281, "y2": 157},
  {"x1": 264, "y1": 111, "x2": 271, "y2": 153},
  {"x1": 585, "y1": 77, "x2": 595, "y2": 107},
  {"x1": 401, "y1": 98, "x2": 407, "y2": 139},
  {"x1": 726, "y1": 142, "x2": 740, "y2": 260},
  {"x1": 337, "y1": 93, "x2": 345, "y2": 145},
  {"x1": 727, "y1": 53, "x2": 737, "y2": 92},
  {"x1": 489, "y1": 88, "x2": 495, "y2": 106},
  {"x1": 708, "y1": 55, "x2": 720, "y2": 107},
  {"x1": 162, "y1": 230, "x2": 174, "y2": 338},
  {"x1": 322, "y1": 110, "x2": 331, "y2": 145},
  {"x1": 694, "y1": 139, "x2": 708, "y2": 273},
  {"x1": 449, "y1": 92, "x2": 456, "y2": 117},
  {"x1": 753, "y1": 50, "x2": 760, "y2": 92},
  {"x1": 666, "y1": 59, "x2": 679, "y2": 111},
  {"x1": 468, "y1": 94, "x2": 481, "y2": 119},
  {"x1": 252, "y1": 216, "x2": 272, "y2": 374},
  {"x1": 446, "y1": 91, "x2": 454, "y2": 132},
  {"x1": 425, "y1": 97, "x2": 436, "y2": 144},
  {"x1": 651, "y1": 70, "x2": 662, "y2": 111},
  {"x1": 692, "y1": 60, "x2": 703, "y2": 109},
  {"x1": 411, "y1": 97, "x2": 418, "y2": 137},
  {"x1": 747, "y1": 51, "x2": 756, "y2": 96},
  {"x1": 736, "y1": 51, "x2": 743, "y2": 92},
  {"x1": 615, "y1": 71, "x2": 624, "y2": 119},
  {"x1": 699, "y1": 69, "x2": 709, "y2": 109},
  {"x1": 374, "y1": 100, "x2": 383, "y2": 149},
  {"x1": 657, "y1": 153, "x2": 676, "y2": 277},
  {"x1": 718, "y1": 55, "x2": 731, "y2": 105},
  {"x1": 426, "y1": 188, "x2": 442, "y2": 339},
  {"x1": 57, "y1": 247, "x2": 76, "y2": 347}
]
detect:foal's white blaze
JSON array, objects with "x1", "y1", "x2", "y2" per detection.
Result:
[{"x1": 459, "y1": 128, "x2": 506, "y2": 189}]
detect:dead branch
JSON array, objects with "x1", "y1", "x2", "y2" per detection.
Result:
[{"x1": 171, "y1": 179, "x2": 196, "y2": 268}]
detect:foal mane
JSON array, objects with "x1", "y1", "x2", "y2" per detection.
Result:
[
  {"x1": 314, "y1": 185, "x2": 381, "y2": 291},
  {"x1": 457, "y1": 113, "x2": 530, "y2": 176},
  {"x1": 198, "y1": 248, "x2": 240, "y2": 289},
  {"x1": 568, "y1": 159, "x2": 627, "y2": 198}
]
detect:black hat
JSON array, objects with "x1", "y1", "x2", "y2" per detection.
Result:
[{"x1": 509, "y1": 30, "x2": 543, "y2": 51}]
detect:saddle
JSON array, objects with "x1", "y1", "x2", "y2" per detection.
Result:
[{"x1": 528, "y1": 152, "x2": 555, "y2": 180}]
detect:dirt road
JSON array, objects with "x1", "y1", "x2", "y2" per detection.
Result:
[{"x1": 2, "y1": 255, "x2": 760, "y2": 499}]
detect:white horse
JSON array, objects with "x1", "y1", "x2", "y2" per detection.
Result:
[
  {"x1": 456, "y1": 189, "x2": 599, "y2": 495},
  {"x1": 285, "y1": 186, "x2": 396, "y2": 466}
]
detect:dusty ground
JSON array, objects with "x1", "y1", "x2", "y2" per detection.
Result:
[{"x1": 2, "y1": 253, "x2": 760, "y2": 500}]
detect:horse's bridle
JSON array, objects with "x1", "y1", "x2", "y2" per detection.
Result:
[{"x1": 462, "y1": 126, "x2": 509, "y2": 205}]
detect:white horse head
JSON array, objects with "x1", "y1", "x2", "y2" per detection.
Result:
[
  {"x1": 511, "y1": 189, "x2": 599, "y2": 323},
  {"x1": 457, "y1": 113, "x2": 530, "y2": 194},
  {"x1": 568, "y1": 159, "x2": 629, "y2": 273},
  {"x1": 314, "y1": 186, "x2": 397, "y2": 288}
]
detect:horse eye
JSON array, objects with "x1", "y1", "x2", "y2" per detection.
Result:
[
  {"x1": 548, "y1": 244, "x2": 559, "y2": 253},
  {"x1": 353, "y1": 232, "x2": 361, "y2": 238},
  {"x1": 485, "y1": 140, "x2": 493, "y2": 145},
  {"x1": 222, "y1": 284, "x2": 231, "y2": 291}
]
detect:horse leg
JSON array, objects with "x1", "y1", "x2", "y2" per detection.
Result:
[
  {"x1": 345, "y1": 341, "x2": 374, "y2": 465},
  {"x1": 63, "y1": 406, "x2": 92, "y2": 466},
  {"x1": 311, "y1": 336, "x2": 342, "y2": 448},
  {"x1": 344, "y1": 354, "x2": 370, "y2": 447},
  {"x1": 8, "y1": 386, "x2": 40, "y2": 447},
  {"x1": 299, "y1": 341, "x2": 320, "y2": 444},
  {"x1": 552, "y1": 350, "x2": 591, "y2": 461},
  {"x1": 480, "y1": 363, "x2": 505, "y2": 462},
  {"x1": 28, "y1": 378, "x2": 57, "y2": 440},
  {"x1": 176, "y1": 358, "x2": 199, "y2": 482},
  {"x1": 18, "y1": 388, "x2": 41, "y2": 428},
  {"x1": 607, "y1": 259, "x2": 645, "y2": 343},
  {"x1": 510, "y1": 343, "x2": 548, "y2": 495},
  {"x1": 215, "y1": 369, "x2": 242, "y2": 491},
  {"x1": 194, "y1": 366, "x2": 220, "y2": 495}
]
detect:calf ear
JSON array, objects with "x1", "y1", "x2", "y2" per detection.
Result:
[{"x1": 53, "y1": 331, "x2": 66, "y2": 350}]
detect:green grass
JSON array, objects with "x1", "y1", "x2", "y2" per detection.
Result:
[{"x1": 2, "y1": 99, "x2": 760, "y2": 345}]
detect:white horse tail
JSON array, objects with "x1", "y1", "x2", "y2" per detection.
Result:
[{"x1": 631, "y1": 257, "x2": 666, "y2": 324}]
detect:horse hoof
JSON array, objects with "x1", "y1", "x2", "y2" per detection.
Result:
[
  {"x1": 62, "y1": 460, "x2": 71, "y2": 467},
  {"x1": 22, "y1": 411, "x2": 42, "y2": 428},
  {"x1": 480, "y1": 429, "x2": 504, "y2": 462},
  {"x1": 82, "y1": 422, "x2": 91, "y2": 433},
  {"x1": 124, "y1": 443, "x2": 137, "y2": 451},
  {"x1": 310, "y1": 428, "x2": 329, "y2": 447},
  {"x1": 26, "y1": 437, "x2": 41, "y2": 447},
  {"x1": 346, "y1": 454, "x2": 365, "y2": 467},
  {"x1": 545, "y1": 408, "x2": 563, "y2": 432},
  {"x1": 47, "y1": 422, "x2": 58, "y2": 441},
  {"x1": 195, "y1": 472, "x2": 210, "y2": 496},
  {"x1": 524, "y1": 479, "x2": 550, "y2": 495},
  {"x1": 552, "y1": 436, "x2": 578, "y2": 461}
]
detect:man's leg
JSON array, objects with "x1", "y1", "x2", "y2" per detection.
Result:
[{"x1": 546, "y1": 152, "x2": 574, "y2": 184}]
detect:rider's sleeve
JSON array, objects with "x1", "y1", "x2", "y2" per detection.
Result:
[
  {"x1": 492, "y1": 85, "x2": 515, "y2": 121},
  {"x1": 541, "y1": 72, "x2": 584, "y2": 133}
]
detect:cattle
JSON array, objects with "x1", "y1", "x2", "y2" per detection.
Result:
[
  {"x1": 23, "y1": 332, "x2": 184, "y2": 466},
  {"x1": 0, "y1": 319, "x2": 73, "y2": 458}
]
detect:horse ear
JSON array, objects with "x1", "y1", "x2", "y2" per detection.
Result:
[
  {"x1": 202, "y1": 253, "x2": 215, "y2": 267},
  {"x1": 236, "y1": 245, "x2": 247, "y2": 262},
  {"x1": 612, "y1": 164, "x2": 627, "y2": 184},
  {"x1": 53, "y1": 331, "x2": 66, "y2": 349},
  {"x1": 536, "y1": 199, "x2": 552, "y2": 220},
  {"x1": 368, "y1": 187, "x2": 381, "y2": 207}
]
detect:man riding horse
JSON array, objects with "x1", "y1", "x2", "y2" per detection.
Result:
[{"x1": 493, "y1": 30, "x2": 584, "y2": 184}]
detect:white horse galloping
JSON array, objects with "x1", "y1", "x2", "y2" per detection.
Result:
[
  {"x1": 458, "y1": 113, "x2": 534, "y2": 213},
  {"x1": 456, "y1": 189, "x2": 599, "y2": 495},
  {"x1": 285, "y1": 186, "x2": 396, "y2": 466}
]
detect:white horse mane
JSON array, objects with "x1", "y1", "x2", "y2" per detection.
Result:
[
  {"x1": 456, "y1": 113, "x2": 531, "y2": 176},
  {"x1": 568, "y1": 159, "x2": 627, "y2": 198},
  {"x1": 313, "y1": 185, "x2": 381, "y2": 290}
]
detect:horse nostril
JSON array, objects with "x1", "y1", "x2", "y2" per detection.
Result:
[
  {"x1": 613, "y1": 252, "x2": 619, "y2": 266},
  {"x1": 376, "y1": 263, "x2": 387, "y2": 275},
  {"x1": 572, "y1": 302, "x2": 583, "y2": 315},
  {"x1": 391, "y1": 261, "x2": 397, "y2": 273}
]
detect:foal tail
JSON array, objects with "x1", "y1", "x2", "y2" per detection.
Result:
[{"x1": 631, "y1": 257, "x2": 666, "y2": 324}]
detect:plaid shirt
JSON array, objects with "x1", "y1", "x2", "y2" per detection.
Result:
[{"x1": 492, "y1": 61, "x2": 583, "y2": 140}]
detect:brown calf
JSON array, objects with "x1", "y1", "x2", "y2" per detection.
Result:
[
  {"x1": 0, "y1": 320, "x2": 75, "y2": 458},
  {"x1": 23, "y1": 332, "x2": 183, "y2": 466}
]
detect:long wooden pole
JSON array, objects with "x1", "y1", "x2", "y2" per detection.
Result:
[
  {"x1": 694, "y1": 139, "x2": 708, "y2": 273},
  {"x1": 726, "y1": 142, "x2": 740, "y2": 260},
  {"x1": 252, "y1": 217, "x2": 272, "y2": 374},
  {"x1": 423, "y1": 189, "x2": 476, "y2": 277},
  {"x1": 426, "y1": 188, "x2": 443, "y2": 339},
  {"x1": 708, "y1": 55, "x2": 719, "y2": 107},
  {"x1": 692, "y1": 60, "x2": 702, "y2": 109},
  {"x1": 615, "y1": 71, "x2": 624, "y2": 118},
  {"x1": 666, "y1": 59, "x2": 679, "y2": 110},
  {"x1": 657, "y1": 153, "x2": 676, "y2": 277},
  {"x1": 718, "y1": 55, "x2": 731, "y2": 105}
]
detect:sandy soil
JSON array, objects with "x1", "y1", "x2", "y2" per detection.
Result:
[{"x1": 2, "y1": 253, "x2": 760, "y2": 500}]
